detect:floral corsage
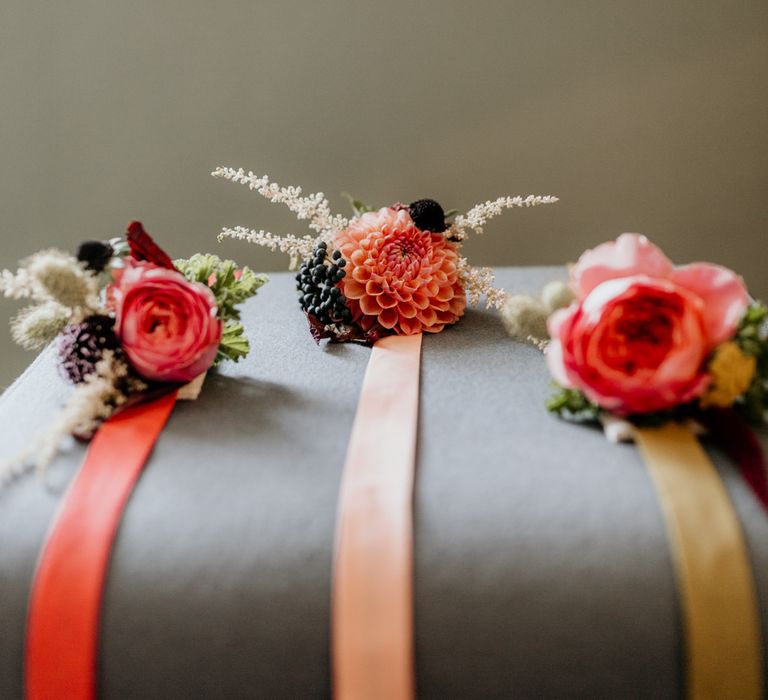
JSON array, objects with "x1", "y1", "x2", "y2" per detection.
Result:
[
  {"x1": 1, "y1": 221, "x2": 266, "y2": 478},
  {"x1": 503, "y1": 232, "x2": 768, "y2": 509},
  {"x1": 505, "y1": 232, "x2": 767, "y2": 432},
  {"x1": 213, "y1": 166, "x2": 557, "y2": 344}
]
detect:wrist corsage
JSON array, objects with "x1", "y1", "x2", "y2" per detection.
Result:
[
  {"x1": 0, "y1": 221, "x2": 267, "y2": 479},
  {"x1": 504, "y1": 231, "x2": 767, "y2": 505},
  {"x1": 212, "y1": 165, "x2": 558, "y2": 698},
  {"x1": 212, "y1": 166, "x2": 557, "y2": 343},
  {"x1": 544, "y1": 233, "x2": 764, "y2": 428},
  {"x1": 503, "y1": 233, "x2": 767, "y2": 428},
  {"x1": 504, "y1": 233, "x2": 767, "y2": 698}
]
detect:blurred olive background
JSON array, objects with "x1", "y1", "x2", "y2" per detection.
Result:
[{"x1": 1, "y1": 1, "x2": 766, "y2": 389}]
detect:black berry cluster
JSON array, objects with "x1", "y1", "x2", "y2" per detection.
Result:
[
  {"x1": 295, "y1": 242, "x2": 353, "y2": 325},
  {"x1": 76, "y1": 240, "x2": 114, "y2": 272},
  {"x1": 408, "y1": 199, "x2": 447, "y2": 233},
  {"x1": 57, "y1": 314, "x2": 122, "y2": 384}
]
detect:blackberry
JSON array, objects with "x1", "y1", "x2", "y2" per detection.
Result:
[
  {"x1": 57, "y1": 314, "x2": 122, "y2": 384},
  {"x1": 295, "y1": 242, "x2": 352, "y2": 325},
  {"x1": 76, "y1": 240, "x2": 114, "y2": 272},
  {"x1": 408, "y1": 199, "x2": 447, "y2": 233}
]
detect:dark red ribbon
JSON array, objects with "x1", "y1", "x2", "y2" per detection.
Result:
[
  {"x1": 702, "y1": 408, "x2": 768, "y2": 513},
  {"x1": 25, "y1": 392, "x2": 177, "y2": 700}
]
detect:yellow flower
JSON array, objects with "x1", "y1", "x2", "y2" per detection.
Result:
[{"x1": 700, "y1": 341, "x2": 757, "y2": 409}]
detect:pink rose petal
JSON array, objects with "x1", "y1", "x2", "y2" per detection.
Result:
[
  {"x1": 571, "y1": 233, "x2": 674, "y2": 298},
  {"x1": 671, "y1": 263, "x2": 749, "y2": 345},
  {"x1": 545, "y1": 339, "x2": 573, "y2": 388},
  {"x1": 547, "y1": 305, "x2": 576, "y2": 340}
]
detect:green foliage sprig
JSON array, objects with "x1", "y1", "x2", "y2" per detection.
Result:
[
  {"x1": 546, "y1": 385, "x2": 601, "y2": 422},
  {"x1": 734, "y1": 301, "x2": 768, "y2": 423},
  {"x1": 341, "y1": 193, "x2": 376, "y2": 217},
  {"x1": 174, "y1": 254, "x2": 268, "y2": 366}
]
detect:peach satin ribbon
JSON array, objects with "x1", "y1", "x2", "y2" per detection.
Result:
[
  {"x1": 25, "y1": 392, "x2": 177, "y2": 700},
  {"x1": 332, "y1": 334, "x2": 422, "y2": 700},
  {"x1": 635, "y1": 423, "x2": 763, "y2": 700}
]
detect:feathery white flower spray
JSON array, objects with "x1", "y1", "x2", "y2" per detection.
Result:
[
  {"x1": 0, "y1": 352, "x2": 145, "y2": 486},
  {"x1": 541, "y1": 279, "x2": 575, "y2": 313},
  {"x1": 0, "y1": 268, "x2": 34, "y2": 300},
  {"x1": 452, "y1": 194, "x2": 558, "y2": 307},
  {"x1": 449, "y1": 195, "x2": 559, "y2": 240},
  {"x1": 1, "y1": 250, "x2": 101, "y2": 311},
  {"x1": 213, "y1": 165, "x2": 558, "y2": 309},
  {"x1": 501, "y1": 294, "x2": 549, "y2": 343},
  {"x1": 1, "y1": 250, "x2": 104, "y2": 351},
  {"x1": 457, "y1": 259, "x2": 509, "y2": 309},
  {"x1": 216, "y1": 226, "x2": 318, "y2": 261},
  {"x1": 11, "y1": 301, "x2": 71, "y2": 350},
  {"x1": 501, "y1": 280, "x2": 574, "y2": 350},
  {"x1": 212, "y1": 166, "x2": 348, "y2": 236},
  {"x1": 26, "y1": 250, "x2": 100, "y2": 311}
]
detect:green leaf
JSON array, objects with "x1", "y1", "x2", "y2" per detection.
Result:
[
  {"x1": 108, "y1": 237, "x2": 131, "y2": 258},
  {"x1": 174, "y1": 254, "x2": 267, "y2": 365},
  {"x1": 341, "y1": 192, "x2": 376, "y2": 217},
  {"x1": 215, "y1": 320, "x2": 250, "y2": 365},
  {"x1": 733, "y1": 300, "x2": 768, "y2": 424},
  {"x1": 546, "y1": 384, "x2": 601, "y2": 422},
  {"x1": 174, "y1": 254, "x2": 268, "y2": 323}
]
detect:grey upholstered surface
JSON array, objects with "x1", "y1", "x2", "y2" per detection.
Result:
[{"x1": 0, "y1": 267, "x2": 766, "y2": 699}]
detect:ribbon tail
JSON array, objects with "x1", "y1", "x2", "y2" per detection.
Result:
[
  {"x1": 25, "y1": 391, "x2": 177, "y2": 700},
  {"x1": 635, "y1": 423, "x2": 763, "y2": 700},
  {"x1": 701, "y1": 408, "x2": 768, "y2": 513},
  {"x1": 332, "y1": 334, "x2": 422, "y2": 700}
]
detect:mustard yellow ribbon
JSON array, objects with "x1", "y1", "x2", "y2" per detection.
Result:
[{"x1": 635, "y1": 423, "x2": 763, "y2": 700}]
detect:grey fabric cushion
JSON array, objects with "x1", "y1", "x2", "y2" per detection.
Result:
[{"x1": 0, "y1": 267, "x2": 766, "y2": 699}]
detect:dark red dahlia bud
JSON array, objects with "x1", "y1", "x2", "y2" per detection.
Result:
[
  {"x1": 76, "y1": 240, "x2": 114, "y2": 272},
  {"x1": 57, "y1": 314, "x2": 122, "y2": 384},
  {"x1": 126, "y1": 221, "x2": 175, "y2": 269},
  {"x1": 408, "y1": 199, "x2": 447, "y2": 233}
]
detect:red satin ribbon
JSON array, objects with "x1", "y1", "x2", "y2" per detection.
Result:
[
  {"x1": 701, "y1": 408, "x2": 768, "y2": 513},
  {"x1": 332, "y1": 334, "x2": 422, "y2": 700},
  {"x1": 25, "y1": 392, "x2": 177, "y2": 700}
]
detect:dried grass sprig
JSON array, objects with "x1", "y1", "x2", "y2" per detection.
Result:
[
  {"x1": 458, "y1": 259, "x2": 508, "y2": 309},
  {"x1": 0, "y1": 268, "x2": 35, "y2": 300}
]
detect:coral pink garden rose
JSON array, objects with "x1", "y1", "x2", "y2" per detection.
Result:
[
  {"x1": 547, "y1": 234, "x2": 749, "y2": 414},
  {"x1": 111, "y1": 262, "x2": 222, "y2": 383},
  {"x1": 335, "y1": 207, "x2": 466, "y2": 335}
]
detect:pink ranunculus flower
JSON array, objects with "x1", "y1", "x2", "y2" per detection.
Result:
[
  {"x1": 110, "y1": 261, "x2": 222, "y2": 383},
  {"x1": 547, "y1": 234, "x2": 749, "y2": 415}
]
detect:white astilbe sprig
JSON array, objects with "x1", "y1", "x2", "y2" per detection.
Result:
[
  {"x1": 212, "y1": 167, "x2": 349, "y2": 238},
  {"x1": 449, "y1": 194, "x2": 559, "y2": 240},
  {"x1": 0, "y1": 352, "x2": 145, "y2": 486},
  {"x1": 217, "y1": 226, "x2": 318, "y2": 261},
  {"x1": 213, "y1": 165, "x2": 558, "y2": 309},
  {"x1": 458, "y1": 257, "x2": 508, "y2": 309}
]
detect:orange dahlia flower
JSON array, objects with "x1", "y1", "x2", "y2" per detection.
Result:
[{"x1": 335, "y1": 207, "x2": 466, "y2": 335}]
